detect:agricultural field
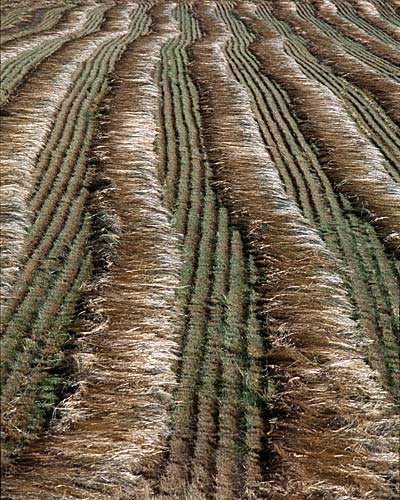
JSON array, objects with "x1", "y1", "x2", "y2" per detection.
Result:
[{"x1": 0, "y1": 0, "x2": 399, "y2": 498}]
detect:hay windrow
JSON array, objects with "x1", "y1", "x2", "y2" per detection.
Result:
[
  {"x1": 0, "y1": 29, "x2": 116, "y2": 308},
  {"x1": 312, "y1": 0, "x2": 400, "y2": 64},
  {"x1": 1, "y1": 1, "x2": 399, "y2": 498},
  {"x1": 0, "y1": 4, "x2": 97, "y2": 67},
  {"x1": 239, "y1": 1, "x2": 400, "y2": 255},
  {"x1": 2, "y1": 2, "x2": 182, "y2": 497},
  {"x1": 189, "y1": 2, "x2": 399, "y2": 498},
  {"x1": 270, "y1": 0, "x2": 400, "y2": 123},
  {"x1": 0, "y1": 0, "x2": 143, "y2": 312},
  {"x1": 350, "y1": 0, "x2": 400, "y2": 38}
]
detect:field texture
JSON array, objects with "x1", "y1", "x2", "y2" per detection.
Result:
[{"x1": 0, "y1": 0, "x2": 399, "y2": 499}]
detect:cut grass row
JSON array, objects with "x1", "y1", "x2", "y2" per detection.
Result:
[
  {"x1": 334, "y1": 0, "x2": 400, "y2": 48},
  {"x1": 309, "y1": 0, "x2": 400, "y2": 66},
  {"x1": 2, "y1": 3, "x2": 150, "y2": 316},
  {"x1": 0, "y1": 5, "x2": 32, "y2": 30},
  {"x1": 189, "y1": 3, "x2": 398, "y2": 498},
  {"x1": 357, "y1": 0, "x2": 400, "y2": 28},
  {"x1": 0, "y1": 3, "x2": 110, "y2": 107},
  {"x1": 215, "y1": 1, "x2": 399, "y2": 400},
  {"x1": 1, "y1": 3, "x2": 152, "y2": 465},
  {"x1": 155, "y1": 5, "x2": 267, "y2": 498},
  {"x1": 295, "y1": 1, "x2": 400, "y2": 78},
  {"x1": 2, "y1": 3, "x2": 182, "y2": 496},
  {"x1": 274, "y1": 1, "x2": 400, "y2": 123},
  {"x1": 241, "y1": 3, "x2": 400, "y2": 253},
  {"x1": 256, "y1": 4, "x2": 400, "y2": 183},
  {"x1": 0, "y1": 5, "x2": 68, "y2": 45}
]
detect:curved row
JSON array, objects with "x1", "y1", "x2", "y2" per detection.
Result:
[
  {"x1": 271, "y1": 0, "x2": 400, "y2": 122},
  {"x1": 155, "y1": 6, "x2": 267, "y2": 498},
  {"x1": 2, "y1": 3, "x2": 182, "y2": 497},
  {"x1": 333, "y1": 0, "x2": 400, "y2": 45},
  {"x1": 1, "y1": 2, "x2": 152, "y2": 465},
  {"x1": 305, "y1": 0, "x2": 400, "y2": 68},
  {"x1": 257, "y1": 3, "x2": 400, "y2": 183},
  {"x1": 0, "y1": 3, "x2": 109, "y2": 107},
  {"x1": 246, "y1": 4, "x2": 400, "y2": 254},
  {"x1": 215, "y1": 1, "x2": 399, "y2": 400},
  {"x1": 294, "y1": 0, "x2": 400, "y2": 77},
  {"x1": 188, "y1": 2, "x2": 398, "y2": 498},
  {"x1": 1, "y1": 5, "x2": 69, "y2": 45}
]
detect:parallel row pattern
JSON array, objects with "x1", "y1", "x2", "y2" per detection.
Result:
[
  {"x1": 155, "y1": 5, "x2": 267, "y2": 498},
  {"x1": 1, "y1": 2, "x2": 151, "y2": 465}
]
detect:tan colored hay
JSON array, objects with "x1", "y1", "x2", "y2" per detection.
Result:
[
  {"x1": 0, "y1": 4, "x2": 98, "y2": 67},
  {"x1": 0, "y1": 3, "x2": 136, "y2": 310},
  {"x1": 351, "y1": 0, "x2": 400, "y2": 38},
  {"x1": 2, "y1": 2, "x2": 181, "y2": 498},
  {"x1": 273, "y1": 0, "x2": 400, "y2": 123},
  {"x1": 244, "y1": 0, "x2": 400, "y2": 254},
  {"x1": 189, "y1": 2, "x2": 399, "y2": 498},
  {"x1": 314, "y1": 0, "x2": 400, "y2": 64}
]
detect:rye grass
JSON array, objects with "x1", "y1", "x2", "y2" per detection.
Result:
[{"x1": 274, "y1": 0, "x2": 400, "y2": 123}]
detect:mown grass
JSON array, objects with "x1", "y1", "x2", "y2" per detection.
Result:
[
  {"x1": 1, "y1": 1, "x2": 152, "y2": 468},
  {"x1": 189, "y1": 3, "x2": 398, "y2": 498}
]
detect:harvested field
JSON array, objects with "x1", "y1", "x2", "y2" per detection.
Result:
[{"x1": 0, "y1": 1, "x2": 399, "y2": 499}]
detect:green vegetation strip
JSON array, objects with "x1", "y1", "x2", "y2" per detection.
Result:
[
  {"x1": 157, "y1": 6, "x2": 266, "y2": 498},
  {"x1": 257, "y1": 4, "x2": 400, "y2": 182},
  {"x1": 1, "y1": 5, "x2": 68, "y2": 45},
  {"x1": 189, "y1": 3, "x2": 398, "y2": 497},
  {"x1": 295, "y1": 1, "x2": 400, "y2": 79},
  {"x1": 0, "y1": 4, "x2": 109, "y2": 107}
]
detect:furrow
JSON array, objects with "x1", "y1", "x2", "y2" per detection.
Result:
[
  {"x1": 157, "y1": 3, "x2": 207, "y2": 369},
  {"x1": 237, "y1": 3, "x2": 400, "y2": 392},
  {"x1": 189, "y1": 3, "x2": 398, "y2": 498},
  {"x1": 366, "y1": 0, "x2": 400, "y2": 27},
  {"x1": 295, "y1": 1, "x2": 400, "y2": 79},
  {"x1": 214, "y1": 230, "x2": 247, "y2": 500},
  {"x1": 1, "y1": 217, "x2": 92, "y2": 462},
  {"x1": 334, "y1": 0, "x2": 400, "y2": 45},
  {"x1": 1, "y1": 188, "x2": 89, "y2": 371},
  {"x1": 189, "y1": 207, "x2": 230, "y2": 496},
  {"x1": 1, "y1": 1, "x2": 152, "y2": 464},
  {"x1": 161, "y1": 180, "x2": 218, "y2": 492},
  {"x1": 0, "y1": 3, "x2": 110, "y2": 107},
  {"x1": 157, "y1": 6, "x2": 267, "y2": 498},
  {"x1": 1, "y1": 5, "x2": 69, "y2": 45},
  {"x1": 257, "y1": 3, "x2": 400, "y2": 182},
  {"x1": 0, "y1": 5, "x2": 31, "y2": 30},
  {"x1": 347, "y1": 0, "x2": 400, "y2": 37},
  {"x1": 1, "y1": 4, "x2": 150, "y2": 321},
  {"x1": 312, "y1": 0, "x2": 400, "y2": 65},
  {"x1": 242, "y1": 258, "x2": 266, "y2": 496},
  {"x1": 216, "y1": 4, "x2": 318, "y2": 223},
  {"x1": 1, "y1": 3, "x2": 182, "y2": 497}
]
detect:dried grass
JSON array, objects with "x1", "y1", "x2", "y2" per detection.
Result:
[
  {"x1": 274, "y1": 0, "x2": 400, "y2": 123},
  {"x1": 189, "y1": 2, "x2": 399, "y2": 498},
  {"x1": 351, "y1": 0, "x2": 400, "y2": 38},
  {"x1": 0, "y1": 3, "x2": 98, "y2": 66},
  {"x1": 244, "y1": 1, "x2": 400, "y2": 254},
  {"x1": 1, "y1": 2, "x2": 182, "y2": 498},
  {"x1": 0, "y1": 3, "x2": 135, "y2": 310},
  {"x1": 313, "y1": 0, "x2": 400, "y2": 64}
]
